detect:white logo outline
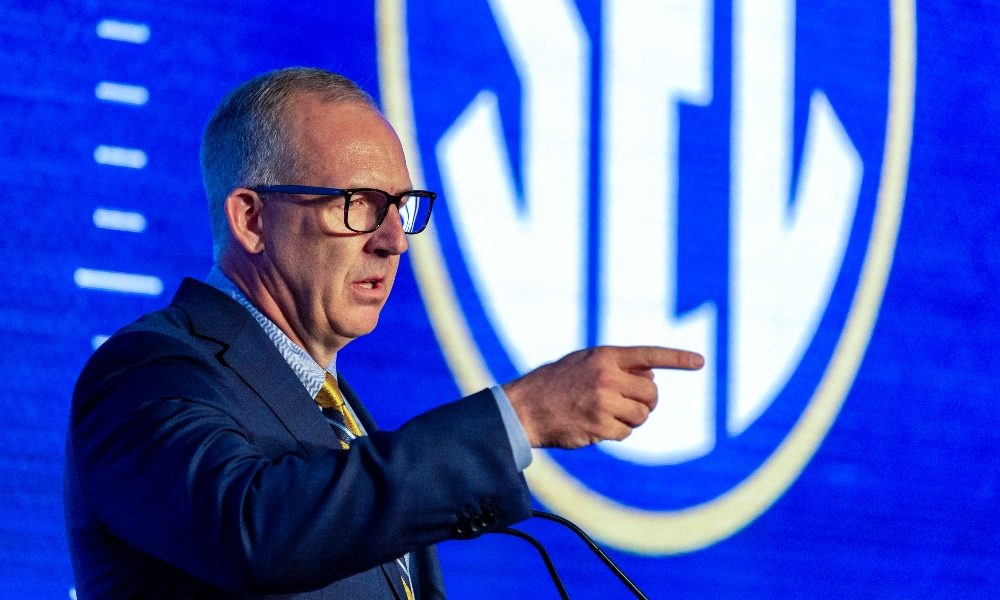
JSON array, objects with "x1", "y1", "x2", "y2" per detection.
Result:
[{"x1": 376, "y1": 0, "x2": 916, "y2": 554}]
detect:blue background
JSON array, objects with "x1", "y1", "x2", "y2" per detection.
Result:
[{"x1": 0, "y1": 1, "x2": 998, "y2": 598}]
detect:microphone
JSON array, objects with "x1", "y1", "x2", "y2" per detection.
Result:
[{"x1": 490, "y1": 509, "x2": 650, "y2": 599}]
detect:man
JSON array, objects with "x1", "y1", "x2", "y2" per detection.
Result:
[{"x1": 65, "y1": 67, "x2": 704, "y2": 599}]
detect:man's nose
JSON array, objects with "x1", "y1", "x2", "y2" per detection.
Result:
[{"x1": 367, "y1": 205, "x2": 408, "y2": 256}]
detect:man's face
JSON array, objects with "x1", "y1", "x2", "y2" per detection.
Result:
[{"x1": 259, "y1": 94, "x2": 410, "y2": 351}]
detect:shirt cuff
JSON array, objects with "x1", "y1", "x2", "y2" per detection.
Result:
[{"x1": 489, "y1": 384, "x2": 533, "y2": 471}]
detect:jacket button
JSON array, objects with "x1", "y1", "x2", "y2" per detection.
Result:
[{"x1": 473, "y1": 513, "x2": 496, "y2": 530}]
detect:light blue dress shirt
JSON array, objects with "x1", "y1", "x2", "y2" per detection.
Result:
[{"x1": 205, "y1": 266, "x2": 532, "y2": 471}]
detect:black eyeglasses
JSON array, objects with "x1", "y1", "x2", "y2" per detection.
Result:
[{"x1": 251, "y1": 185, "x2": 436, "y2": 234}]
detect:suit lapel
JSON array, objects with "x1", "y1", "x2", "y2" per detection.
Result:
[
  {"x1": 378, "y1": 563, "x2": 408, "y2": 600},
  {"x1": 170, "y1": 279, "x2": 340, "y2": 454},
  {"x1": 222, "y1": 322, "x2": 341, "y2": 453}
]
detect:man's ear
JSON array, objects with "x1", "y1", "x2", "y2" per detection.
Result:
[{"x1": 225, "y1": 188, "x2": 265, "y2": 254}]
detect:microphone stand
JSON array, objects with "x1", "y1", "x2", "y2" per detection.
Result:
[
  {"x1": 490, "y1": 509, "x2": 650, "y2": 599},
  {"x1": 496, "y1": 527, "x2": 570, "y2": 600},
  {"x1": 531, "y1": 510, "x2": 649, "y2": 600}
]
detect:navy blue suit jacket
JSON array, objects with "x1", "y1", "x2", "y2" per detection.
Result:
[{"x1": 65, "y1": 278, "x2": 532, "y2": 598}]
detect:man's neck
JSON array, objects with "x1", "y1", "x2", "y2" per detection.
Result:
[{"x1": 215, "y1": 258, "x2": 341, "y2": 367}]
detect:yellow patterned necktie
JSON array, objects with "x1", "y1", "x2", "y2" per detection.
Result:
[
  {"x1": 315, "y1": 373, "x2": 363, "y2": 444},
  {"x1": 314, "y1": 373, "x2": 414, "y2": 599}
]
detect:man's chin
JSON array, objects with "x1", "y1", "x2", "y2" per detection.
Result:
[{"x1": 332, "y1": 314, "x2": 381, "y2": 345}]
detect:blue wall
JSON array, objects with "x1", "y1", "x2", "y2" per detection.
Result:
[{"x1": 0, "y1": 1, "x2": 997, "y2": 597}]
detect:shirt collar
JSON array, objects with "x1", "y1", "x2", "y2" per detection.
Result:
[{"x1": 205, "y1": 265, "x2": 335, "y2": 397}]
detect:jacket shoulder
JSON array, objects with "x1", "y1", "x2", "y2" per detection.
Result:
[{"x1": 73, "y1": 279, "x2": 246, "y2": 407}]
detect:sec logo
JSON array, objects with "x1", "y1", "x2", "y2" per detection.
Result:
[{"x1": 377, "y1": 0, "x2": 915, "y2": 553}]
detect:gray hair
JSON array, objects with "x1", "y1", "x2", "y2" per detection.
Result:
[{"x1": 199, "y1": 67, "x2": 377, "y2": 258}]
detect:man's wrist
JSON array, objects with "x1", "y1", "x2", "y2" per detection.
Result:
[{"x1": 489, "y1": 384, "x2": 533, "y2": 471}]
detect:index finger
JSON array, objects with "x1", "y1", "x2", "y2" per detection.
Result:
[{"x1": 614, "y1": 346, "x2": 705, "y2": 371}]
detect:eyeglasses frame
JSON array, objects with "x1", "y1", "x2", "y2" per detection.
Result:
[{"x1": 250, "y1": 184, "x2": 436, "y2": 234}]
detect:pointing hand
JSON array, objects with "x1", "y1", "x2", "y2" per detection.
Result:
[{"x1": 502, "y1": 346, "x2": 705, "y2": 449}]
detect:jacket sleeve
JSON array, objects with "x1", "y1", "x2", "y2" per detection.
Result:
[{"x1": 69, "y1": 330, "x2": 532, "y2": 594}]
